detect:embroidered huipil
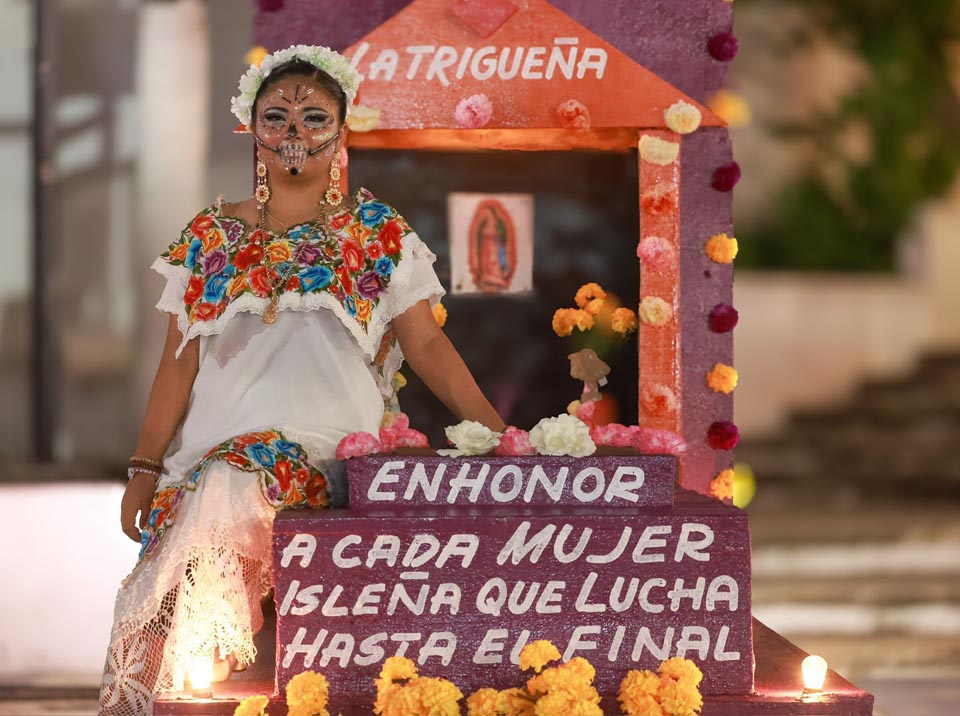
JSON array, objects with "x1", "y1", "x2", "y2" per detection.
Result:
[
  {"x1": 151, "y1": 185, "x2": 443, "y2": 494},
  {"x1": 98, "y1": 187, "x2": 444, "y2": 716}
]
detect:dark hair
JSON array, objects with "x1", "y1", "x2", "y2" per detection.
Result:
[{"x1": 252, "y1": 59, "x2": 347, "y2": 125}]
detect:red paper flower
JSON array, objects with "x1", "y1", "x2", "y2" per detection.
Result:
[
  {"x1": 709, "y1": 303, "x2": 739, "y2": 333},
  {"x1": 708, "y1": 421, "x2": 740, "y2": 450},
  {"x1": 707, "y1": 32, "x2": 739, "y2": 62},
  {"x1": 712, "y1": 161, "x2": 741, "y2": 192}
]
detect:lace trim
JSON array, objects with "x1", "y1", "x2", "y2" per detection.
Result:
[{"x1": 150, "y1": 232, "x2": 444, "y2": 361}]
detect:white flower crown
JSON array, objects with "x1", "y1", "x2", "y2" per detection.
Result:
[{"x1": 230, "y1": 44, "x2": 364, "y2": 128}]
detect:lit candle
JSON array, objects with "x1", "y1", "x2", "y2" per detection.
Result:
[
  {"x1": 187, "y1": 657, "x2": 213, "y2": 699},
  {"x1": 801, "y1": 654, "x2": 828, "y2": 692}
]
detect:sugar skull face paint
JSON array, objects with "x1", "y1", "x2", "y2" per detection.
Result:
[{"x1": 253, "y1": 75, "x2": 342, "y2": 176}]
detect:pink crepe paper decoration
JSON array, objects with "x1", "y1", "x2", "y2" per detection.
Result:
[
  {"x1": 494, "y1": 427, "x2": 536, "y2": 456},
  {"x1": 335, "y1": 431, "x2": 381, "y2": 460}
]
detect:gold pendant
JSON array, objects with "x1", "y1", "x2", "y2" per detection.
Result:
[{"x1": 263, "y1": 296, "x2": 279, "y2": 324}]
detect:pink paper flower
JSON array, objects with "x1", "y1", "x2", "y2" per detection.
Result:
[
  {"x1": 455, "y1": 93, "x2": 493, "y2": 129},
  {"x1": 494, "y1": 426, "x2": 536, "y2": 456},
  {"x1": 638, "y1": 236, "x2": 676, "y2": 273},
  {"x1": 576, "y1": 400, "x2": 598, "y2": 427},
  {"x1": 712, "y1": 161, "x2": 742, "y2": 191},
  {"x1": 335, "y1": 431, "x2": 381, "y2": 460},
  {"x1": 640, "y1": 183, "x2": 677, "y2": 216},
  {"x1": 640, "y1": 382, "x2": 677, "y2": 418},
  {"x1": 708, "y1": 421, "x2": 740, "y2": 450},
  {"x1": 709, "y1": 303, "x2": 739, "y2": 333},
  {"x1": 590, "y1": 423, "x2": 639, "y2": 448},
  {"x1": 632, "y1": 429, "x2": 687, "y2": 456},
  {"x1": 707, "y1": 31, "x2": 739, "y2": 62},
  {"x1": 556, "y1": 99, "x2": 591, "y2": 131},
  {"x1": 379, "y1": 413, "x2": 430, "y2": 451}
]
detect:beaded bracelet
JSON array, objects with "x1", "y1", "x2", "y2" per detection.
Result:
[{"x1": 127, "y1": 466, "x2": 161, "y2": 481}]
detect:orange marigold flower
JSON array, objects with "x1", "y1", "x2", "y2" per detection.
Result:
[
  {"x1": 705, "y1": 233, "x2": 739, "y2": 263},
  {"x1": 706, "y1": 363, "x2": 738, "y2": 394},
  {"x1": 708, "y1": 468, "x2": 735, "y2": 501},
  {"x1": 574, "y1": 309, "x2": 595, "y2": 331},
  {"x1": 612, "y1": 307, "x2": 638, "y2": 336},
  {"x1": 519, "y1": 640, "x2": 561, "y2": 673},
  {"x1": 619, "y1": 670, "x2": 663, "y2": 716},
  {"x1": 466, "y1": 687, "x2": 500, "y2": 716},
  {"x1": 658, "y1": 657, "x2": 704, "y2": 687},
  {"x1": 658, "y1": 679, "x2": 703, "y2": 716},
  {"x1": 285, "y1": 671, "x2": 329, "y2": 715},
  {"x1": 552, "y1": 308, "x2": 577, "y2": 337},
  {"x1": 498, "y1": 688, "x2": 536, "y2": 716},
  {"x1": 234, "y1": 694, "x2": 269, "y2": 716},
  {"x1": 380, "y1": 655, "x2": 418, "y2": 683},
  {"x1": 574, "y1": 282, "x2": 607, "y2": 310}
]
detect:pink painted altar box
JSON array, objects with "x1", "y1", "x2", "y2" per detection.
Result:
[
  {"x1": 272, "y1": 460, "x2": 753, "y2": 714},
  {"x1": 346, "y1": 453, "x2": 677, "y2": 511}
]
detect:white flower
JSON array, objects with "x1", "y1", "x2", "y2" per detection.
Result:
[
  {"x1": 230, "y1": 43, "x2": 363, "y2": 127},
  {"x1": 638, "y1": 134, "x2": 680, "y2": 165},
  {"x1": 439, "y1": 420, "x2": 501, "y2": 457},
  {"x1": 664, "y1": 99, "x2": 702, "y2": 134},
  {"x1": 529, "y1": 414, "x2": 596, "y2": 457}
]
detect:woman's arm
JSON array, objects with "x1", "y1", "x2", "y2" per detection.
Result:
[
  {"x1": 119, "y1": 314, "x2": 199, "y2": 542},
  {"x1": 391, "y1": 300, "x2": 506, "y2": 433}
]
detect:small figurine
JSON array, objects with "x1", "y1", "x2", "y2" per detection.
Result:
[{"x1": 568, "y1": 348, "x2": 610, "y2": 402}]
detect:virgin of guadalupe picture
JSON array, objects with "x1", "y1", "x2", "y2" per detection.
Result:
[{"x1": 449, "y1": 193, "x2": 534, "y2": 295}]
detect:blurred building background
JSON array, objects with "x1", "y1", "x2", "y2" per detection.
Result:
[{"x1": 0, "y1": 0, "x2": 958, "y2": 714}]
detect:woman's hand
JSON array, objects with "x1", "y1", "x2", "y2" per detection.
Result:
[{"x1": 120, "y1": 473, "x2": 157, "y2": 543}]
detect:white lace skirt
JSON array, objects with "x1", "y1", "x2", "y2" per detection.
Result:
[{"x1": 98, "y1": 461, "x2": 275, "y2": 716}]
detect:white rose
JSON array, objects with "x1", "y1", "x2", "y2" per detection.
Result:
[
  {"x1": 438, "y1": 420, "x2": 501, "y2": 457},
  {"x1": 529, "y1": 414, "x2": 596, "y2": 457}
]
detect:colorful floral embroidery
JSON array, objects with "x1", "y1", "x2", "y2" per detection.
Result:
[
  {"x1": 138, "y1": 429, "x2": 328, "y2": 560},
  {"x1": 159, "y1": 187, "x2": 412, "y2": 333}
]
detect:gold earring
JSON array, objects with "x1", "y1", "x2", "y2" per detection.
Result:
[
  {"x1": 325, "y1": 148, "x2": 343, "y2": 206},
  {"x1": 255, "y1": 159, "x2": 270, "y2": 227}
]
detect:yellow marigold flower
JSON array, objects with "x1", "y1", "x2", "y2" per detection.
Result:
[
  {"x1": 519, "y1": 640, "x2": 562, "y2": 673},
  {"x1": 234, "y1": 694, "x2": 269, "y2": 716},
  {"x1": 638, "y1": 296, "x2": 674, "y2": 327},
  {"x1": 392, "y1": 677, "x2": 463, "y2": 716},
  {"x1": 664, "y1": 100, "x2": 702, "y2": 135},
  {"x1": 708, "y1": 468, "x2": 735, "y2": 500},
  {"x1": 466, "y1": 688, "x2": 500, "y2": 716},
  {"x1": 575, "y1": 282, "x2": 607, "y2": 312},
  {"x1": 639, "y1": 135, "x2": 680, "y2": 165},
  {"x1": 244, "y1": 45, "x2": 268, "y2": 67},
  {"x1": 567, "y1": 399, "x2": 582, "y2": 417},
  {"x1": 705, "y1": 233, "x2": 738, "y2": 263},
  {"x1": 432, "y1": 302, "x2": 448, "y2": 327},
  {"x1": 495, "y1": 688, "x2": 535, "y2": 716},
  {"x1": 563, "y1": 657, "x2": 597, "y2": 686},
  {"x1": 552, "y1": 308, "x2": 577, "y2": 337},
  {"x1": 705, "y1": 363, "x2": 738, "y2": 394},
  {"x1": 346, "y1": 104, "x2": 382, "y2": 133},
  {"x1": 619, "y1": 670, "x2": 663, "y2": 716},
  {"x1": 380, "y1": 655, "x2": 419, "y2": 683},
  {"x1": 574, "y1": 309, "x2": 595, "y2": 331},
  {"x1": 534, "y1": 688, "x2": 602, "y2": 716},
  {"x1": 612, "y1": 307, "x2": 638, "y2": 336},
  {"x1": 658, "y1": 657, "x2": 704, "y2": 687},
  {"x1": 707, "y1": 89, "x2": 752, "y2": 128},
  {"x1": 658, "y1": 680, "x2": 703, "y2": 716},
  {"x1": 374, "y1": 682, "x2": 401, "y2": 716},
  {"x1": 285, "y1": 671, "x2": 329, "y2": 711}
]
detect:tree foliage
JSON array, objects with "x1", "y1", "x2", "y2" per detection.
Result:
[{"x1": 737, "y1": 0, "x2": 960, "y2": 271}]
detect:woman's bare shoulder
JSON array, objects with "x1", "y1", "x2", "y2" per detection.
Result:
[{"x1": 220, "y1": 197, "x2": 259, "y2": 225}]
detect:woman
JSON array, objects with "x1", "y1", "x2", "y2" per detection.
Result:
[{"x1": 99, "y1": 45, "x2": 504, "y2": 716}]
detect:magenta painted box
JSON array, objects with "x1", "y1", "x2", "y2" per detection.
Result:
[{"x1": 272, "y1": 456, "x2": 753, "y2": 714}]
